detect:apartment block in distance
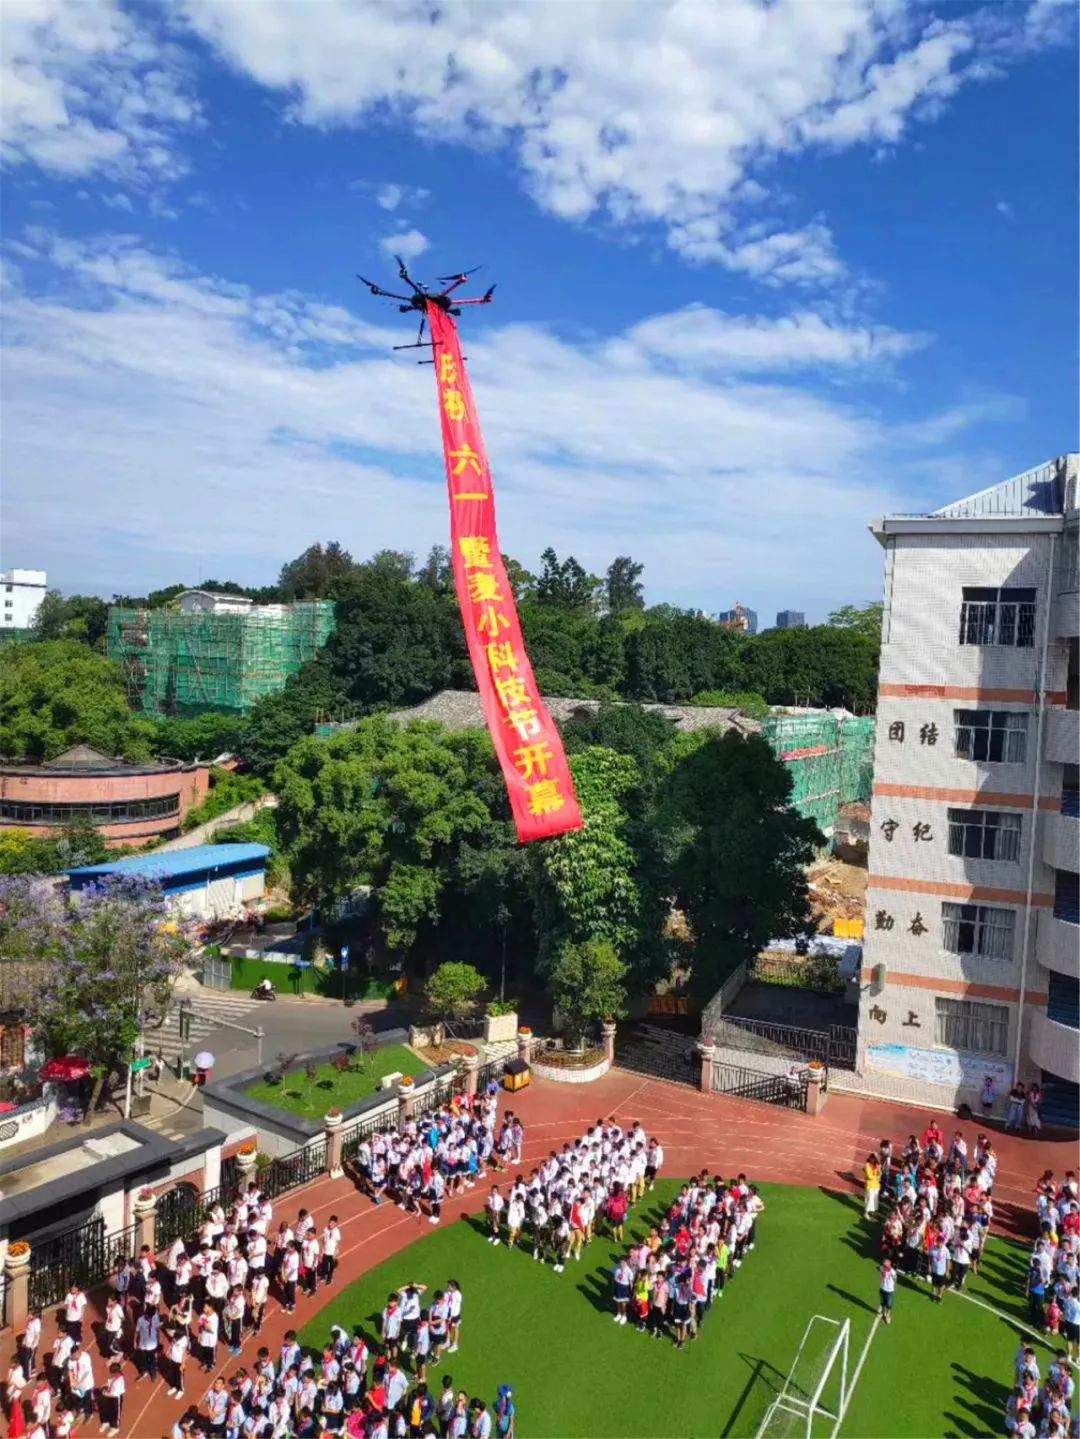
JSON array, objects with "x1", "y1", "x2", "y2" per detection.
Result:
[
  {"x1": 775, "y1": 610, "x2": 806, "y2": 629},
  {"x1": 860, "y1": 454, "x2": 1079, "y2": 1127}
]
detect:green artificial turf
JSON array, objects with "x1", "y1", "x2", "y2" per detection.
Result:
[
  {"x1": 298, "y1": 1181, "x2": 1045, "y2": 1438},
  {"x1": 244, "y1": 1045, "x2": 428, "y2": 1118}
]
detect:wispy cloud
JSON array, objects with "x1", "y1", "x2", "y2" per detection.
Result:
[{"x1": 1, "y1": 232, "x2": 1021, "y2": 616}]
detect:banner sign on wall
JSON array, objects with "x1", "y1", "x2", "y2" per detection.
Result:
[
  {"x1": 426, "y1": 302, "x2": 583, "y2": 844},
  {"x1": 866, "y1": 1042, "x2": 1011, "y2": 1091}
]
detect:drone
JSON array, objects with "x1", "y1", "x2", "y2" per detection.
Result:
[{"x1": 357, "y1": 255, "x2": 495, "y2": 356}]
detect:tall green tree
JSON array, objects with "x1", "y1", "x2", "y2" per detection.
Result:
[
  {"x1": 549, "y1": 939, "x2": 628, "y2": 1047},
  {"x1": 533, "y1": 548, "x2": 604, "y2": 613},
  {"x1": 605, "y1": 556, "x2": 645, "y2": 614},
  {"x1": 278, "y1": 541, "x2": 361, "y2": 601},
  {"x1": 826, "y1": 601, "x2": 884, "y2": 642},
  {"x1": 658, "y1": 730, "x2": 820, "y2": 995},
  {"x1": 273, "y1": 718, "x2": 496, "y2": 951},
  {"x1": 530, "y1": 746, "x2": 668, "y2": 987},
  {"x1": 31, "y1": 591, "x2": 110, "y2": 649}
]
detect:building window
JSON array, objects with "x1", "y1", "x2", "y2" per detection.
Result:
[
  {"x1": 953, "y1": 709, "x2": 1028, "y2": 763},
  {"x1": 958, "y1": 586, "x2": 1036, "y2": 647},
  {"x1": 1062, "y1": 764, "x2": 1079, "y2": 818},
  {"x1": 0, "y1": 795, "x2": 180, "y2": 825},
  {"x1": 946, "y1": 808, "x2": 1021, "y2": 862},
  {"x1": 1055, "y1": 868, "x2": 1080, "y2": 924},
  {"x1": 935, "y1": 997, "x2": 1009, "y2": 1055},
  {"x1": 941, "y1": 901, "x2": 1015, "y2": 959}
]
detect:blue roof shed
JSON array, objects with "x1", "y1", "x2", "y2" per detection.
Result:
[{"x1": 67, "y1": 842, "x2": 270, "y2": 897}]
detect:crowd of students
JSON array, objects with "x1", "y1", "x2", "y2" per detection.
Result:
[
  {"x1": 3, "y1": 1087, "x2": 520, "y2": 1439},
  {"x1": 863, "y1": 1118, "x2": 1079, "y2": 1436},
  {"x1": 865, "y1": 1118, "x2": 997, "y2": 1321}
]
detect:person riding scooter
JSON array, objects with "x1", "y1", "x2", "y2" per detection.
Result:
[{"x1": 251, "y1": 976, "x2": 276, "y2": 1001}]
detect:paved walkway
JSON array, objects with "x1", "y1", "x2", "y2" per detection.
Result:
[{"x1": 5, "y1": 1070, "x2": 1072, "y2": 1438}]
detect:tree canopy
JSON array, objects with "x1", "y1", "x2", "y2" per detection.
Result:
[{"x1": 0, "y1": 641, "x2": 153, "y2": 761}]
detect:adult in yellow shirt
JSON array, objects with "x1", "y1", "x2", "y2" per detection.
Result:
[{"x1": 863, "y1": 1153, "x2": 882, "y2": 1217}]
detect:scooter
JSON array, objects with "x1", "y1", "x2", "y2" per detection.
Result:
[{"x1": 251, "y1": 983, "x2": 277, "y2": 1001}]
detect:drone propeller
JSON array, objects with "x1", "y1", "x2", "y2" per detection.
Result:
[
  {"x1": 395, "y1": 256, "x2": 424, "y2": 292},
  {"x1": 436, "y1": 265, "x2": 482, "y2": 283}
]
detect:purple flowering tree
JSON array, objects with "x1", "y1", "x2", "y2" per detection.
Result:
[{"x1": 0, "y1": 873, "x2": 188, "y2": 1117}]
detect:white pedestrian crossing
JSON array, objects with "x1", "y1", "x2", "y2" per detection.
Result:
[{"x1": 149, "y1": 994, "x2": 261, "y2": 1066}]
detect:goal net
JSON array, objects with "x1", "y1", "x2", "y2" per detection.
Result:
[{"x1": 755, "y1": 1315, "x2": 851, "y2": 1439}]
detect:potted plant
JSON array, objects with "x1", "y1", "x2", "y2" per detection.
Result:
[
  {"x1": 235, "y1": 1139, "x2": 259, "y2": 1175},
  {"x1": 133, "y1": 1186, "x2": 156, "y2": 1214},
  {"x1": 6, "y1": 1240, "x2": 31, "y2": 1271},
  {"x1": 324, "y1": 1106, "x2": 343, "y2": 1129}
]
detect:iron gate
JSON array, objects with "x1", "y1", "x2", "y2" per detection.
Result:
[
  {"x1": 154, "y1": 1181, "x2": 203, "y2": 1249},
  {"x1": 712, "y1": 1062, "x2": 810, "y2": 1111}
]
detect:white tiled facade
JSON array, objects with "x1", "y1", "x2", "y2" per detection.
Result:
[
  {"x1": 859, "y1": 456, "x2": 1079, "y2": 1119},
  {"x1": 0, "y1": 568, "x2": 46, "y2": 629}
]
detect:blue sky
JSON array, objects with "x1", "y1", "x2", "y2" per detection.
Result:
[{"x1": 1, "y1": 0, "x2": 1076, "y2": 623}]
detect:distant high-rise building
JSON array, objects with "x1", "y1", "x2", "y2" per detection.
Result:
[
  {"x1": 0, "y1": 568, "x2": 46, "y2": 630},
  {"x1": 717, "y1": 604, "x2": 758, "y2": 635},
  {"x1": 776, "y1": 610, "x2": 806, "y2": 629}
]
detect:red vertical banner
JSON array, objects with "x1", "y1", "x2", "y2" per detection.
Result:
[{"x1": 426, "y1": 302, "x2": 583, "y2": 843}]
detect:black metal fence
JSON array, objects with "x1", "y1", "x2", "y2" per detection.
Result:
[
  {"x1": 709, "y1": 1015, "x2": 857, "y2": 1070},
  {"x1": 259, "y1": 1139, "x2": 328, "y2": 1200},
  {"x1": 712, "y1": 1062, "x2": 810, "y2": 1111},
  {"x1": 28, "y1": 1217, "x2": 139, "y2": 1313}
]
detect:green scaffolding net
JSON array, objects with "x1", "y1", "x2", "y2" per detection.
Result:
[
  {"x1": 762, "y1": 714, "x2": 875, "y2": 838},
  {"x1": 107, "y1": 602, "x2": 335, "y2": 716}
]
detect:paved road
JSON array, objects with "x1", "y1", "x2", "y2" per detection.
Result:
[{"x1": 149, "y1": 992, "x2": 411, "y2": 1082}]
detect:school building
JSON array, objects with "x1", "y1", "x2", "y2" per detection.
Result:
[{"x1": 859, "y1": 453, "x2": 1079, "y2": 1125}]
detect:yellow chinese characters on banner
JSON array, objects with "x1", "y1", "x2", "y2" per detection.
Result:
[{"x1": 426, "y1": 303, "x2": 583, "y2": 843}]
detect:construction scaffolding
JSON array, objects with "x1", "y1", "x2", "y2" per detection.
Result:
[
  {"x1": 762, "y1": 714, "x2": 875, "y2": 840},
  {"x1": 107, "y1": 602, "x2": 335, "y2": 716}
]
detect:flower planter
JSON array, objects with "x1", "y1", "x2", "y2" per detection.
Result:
[{"x1": 324, "y1": 1111, "x2": 343, "y2": 1130}]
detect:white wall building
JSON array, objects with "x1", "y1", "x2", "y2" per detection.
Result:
[
  {"x1": 0, "y1": 568, "x2": 46, "y2": 629},
  {"x1": 860, "y1": 454, "x2": 1079, "y2": 1125}
]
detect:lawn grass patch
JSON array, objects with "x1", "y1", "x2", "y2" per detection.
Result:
[
  {"x1": 244, "y1": 1044, "x2": 428, "y2": 1119},
  {"x1": 299, "y1": 1181, "x2": 1038, "y2": 1438}
]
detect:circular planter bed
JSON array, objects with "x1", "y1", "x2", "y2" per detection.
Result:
[{"x1": 531, "y1": 1046, "x2": 610, "y2": 1085}]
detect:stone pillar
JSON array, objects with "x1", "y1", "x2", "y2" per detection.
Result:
[
  {"x1": 201, "y1": 1141, "x2": 222, "y2": 1196},
  {"x1": 601, "y1": 1020, "x2": 617, "y2": 1066},
  {"x1": 806, "y1": 1064, "x2": 827, "y2": 1117},
  {"x1": 462, "y1": 1052, "x2": 480, "y2": 1100},
  {"x1": 397, "y1": 1078, "x2": 415, "y2": 1125},
  {"x1": 517, "y1": 1027, "x2": 534, "y2": 1065},
  {"x1": 132, "y1": 1190, "x2": 158, "y2": 1254},
  {"x1": 696, "y1": 1040, "x2": 716, "y2": 1093},
  {"x1": 324, "y1": 1112, "x2": 344, "y2": 1178},
  {"x1": 5, "y1": 1242, "x2": 31, "y2": 1333}
]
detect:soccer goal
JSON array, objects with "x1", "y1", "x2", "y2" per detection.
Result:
[{"x1": 755, "y1": 1315, "x2": 851, "y2": 1439}]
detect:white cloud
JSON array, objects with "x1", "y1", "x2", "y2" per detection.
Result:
[
  {"x1": 379, "y1": 228, "x2": 429, "y2": 262},
  {"x1": 669, "y1": 218, "x2": 846, "y2": 287},
  {"x1": 0, "y1": 232, "x2": 1017, "y2": 618},
  {"x1": 996, "y1": 200, "x2": 1014, "y2": 219},
  {"x1": 0, "y1": 0, "x2": 199, "y2": 182},
  {"x1": 179, "y1": 0, "x2": 1065, "y2": 281},
  {"x1": 376, "y1": 183, "x2": 403, "y2": 211},
  {"x1": 624, "y1": 305, "x2": 928, "y2": 372}
]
